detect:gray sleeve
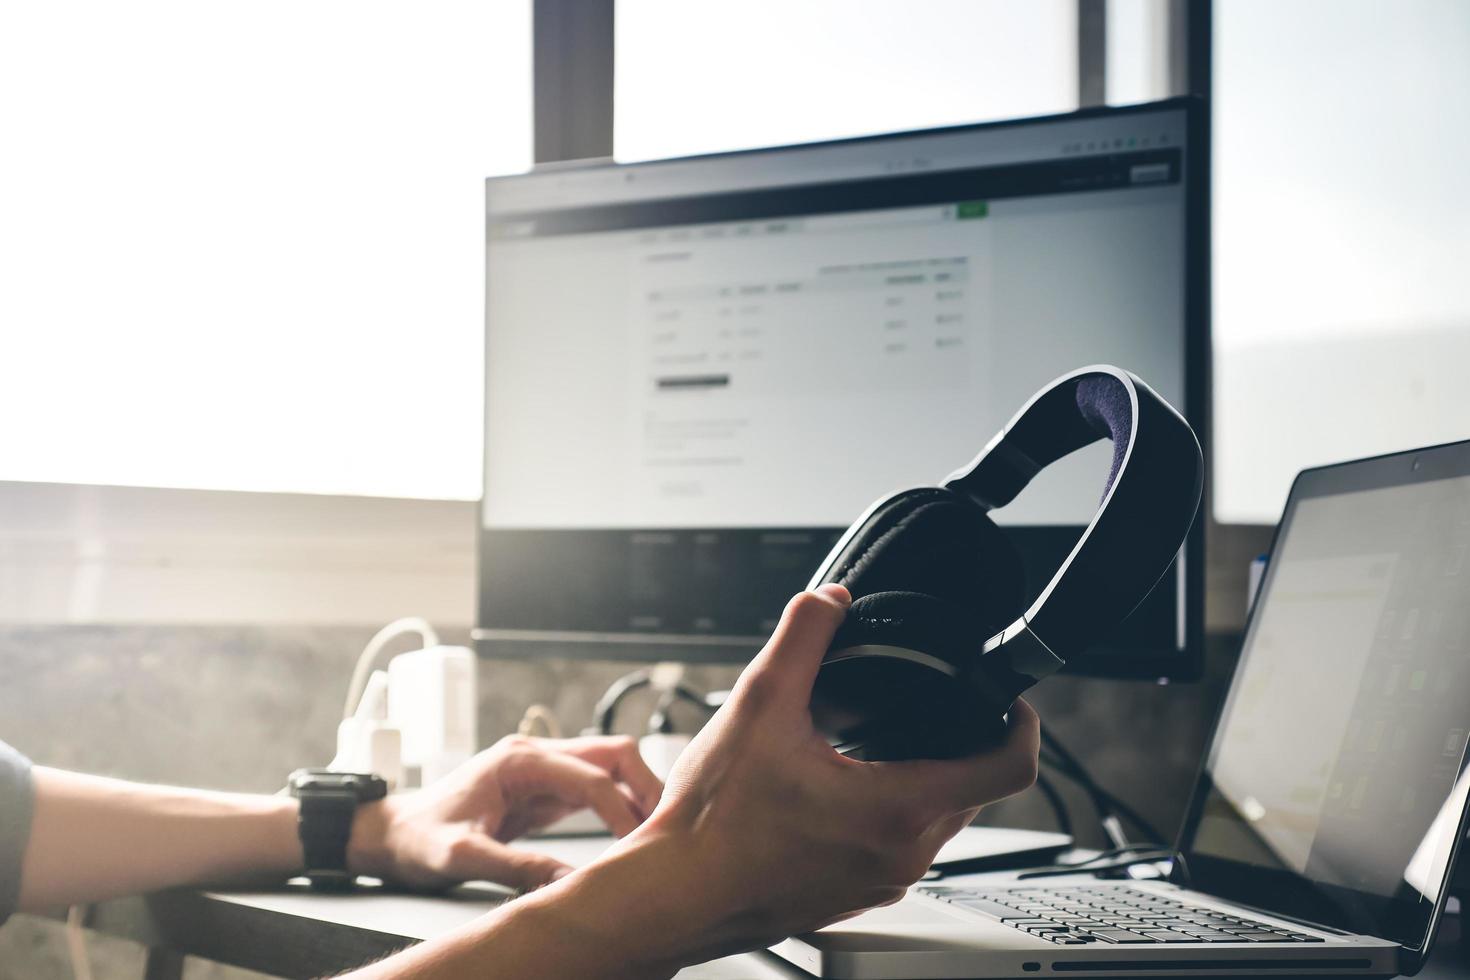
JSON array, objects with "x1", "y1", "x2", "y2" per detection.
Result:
[{"x1": 0, "y1": 740, "x2": 35, "y2": 926}]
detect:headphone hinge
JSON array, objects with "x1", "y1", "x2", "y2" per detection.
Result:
[{"x1": 980, "y1": 618, "x2": 1066, "y2": 688}]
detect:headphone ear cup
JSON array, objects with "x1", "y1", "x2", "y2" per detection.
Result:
[
  {"x1": 821, "y1": 488, "x2": 1026, "y2": 639},
  {"x1": 815, "y1": 591, "x2": 1015, "y2": 760},
  {"x1": 828, "y1": 590, "x2": 976, "y2": 665}
]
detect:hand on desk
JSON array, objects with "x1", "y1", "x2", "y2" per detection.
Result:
[
  {"x1": 9, "y1": 584, "x2": 1036, "y2": 978},
  {"x1": 348, "y1": 733, "x2": 664, "y2": 891},
  {"x1": 349, "y1": 584, "x2": 1041, "y2": 979},
  {"x1": 14, "y1": 735, "x2": 662, "y2": 912}
]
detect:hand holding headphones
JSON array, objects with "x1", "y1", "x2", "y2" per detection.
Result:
[{"x1": 808, "y1": 365, "x2": 1203, "y2": 761}]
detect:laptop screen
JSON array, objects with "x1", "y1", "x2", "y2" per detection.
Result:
[{"x1": 1180, "y1": 442, "x2": 1470, "y2": 952}]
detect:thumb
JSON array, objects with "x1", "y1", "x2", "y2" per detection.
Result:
[
  {"x1": 738, "y1": 584, "x2": 851, "y2": 709},
  {"x1": 451, "y1": 836, "x2": 573, "y2": 893}
]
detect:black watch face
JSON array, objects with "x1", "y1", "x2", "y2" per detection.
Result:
[{"x1": 289, "y1": 769, "x2": 387, "y2": 800}]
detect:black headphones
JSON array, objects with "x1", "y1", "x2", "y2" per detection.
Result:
[{"x1": 807, "y1": 365, "x2": 1203, "y2": 761}]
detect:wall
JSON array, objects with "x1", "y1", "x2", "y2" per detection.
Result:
[{"x1": 0, "y1": 483, "x2": 476, "y2": 627}]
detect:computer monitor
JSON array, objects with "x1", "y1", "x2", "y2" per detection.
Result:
[{"x1": 476, "y1": 98, "x2": 1207, "y2": 677}]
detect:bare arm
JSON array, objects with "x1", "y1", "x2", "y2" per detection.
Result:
[
  {"x1": 347, "y1": 585, "x2": 1041, "y2": 979},
  {"x1": 15, "y1": 735, "x2": 663, "y2": 912},
  {"x1": 347, "y1": 837, "x2": 700, "y2": 980},
  {"x1": 18, "y1": 769, "x2": 301, "y2": 910}
]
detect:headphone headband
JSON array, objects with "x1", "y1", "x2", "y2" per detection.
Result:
[{"x1": 944, "y1": 365, "x2": 1202, "y2": 677}]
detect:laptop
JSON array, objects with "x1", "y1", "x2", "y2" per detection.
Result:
[{"x1": 774, "y1": 439, "x2": 1470, "y2": 978}]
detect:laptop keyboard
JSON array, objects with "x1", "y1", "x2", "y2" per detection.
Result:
[{"x1": 918, "y1": 884, "x2": 1326, "y2": 946}]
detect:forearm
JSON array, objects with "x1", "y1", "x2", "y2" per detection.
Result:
[
  {"x1": 17, "y1": 767, "x2": 302, "y2": 910},
  {"x1": 346, "y1": 832, "x2": 719, "y2": 980},
  {"x1": 345, "y1": 897, "x2": 673, "y2": 980}
]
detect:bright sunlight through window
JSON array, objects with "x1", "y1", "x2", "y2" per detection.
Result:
[
  {"x1": 614, "y1": 0, "x2": 1077, "y2": 162},
  {"x1": 0, "y1": 1, "x2": 531, "y2": 499}
]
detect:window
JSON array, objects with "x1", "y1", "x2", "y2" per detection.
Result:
[
  {"x1": 1106, "y1": 0, "x2": 1171, "y2": 106},
  {"x1": 1212, "y1": 0, "x2": 1470, "y2": 523},
  {"x1": 0, "y1": 1, "x2": 531, "y2": 499},
  {"x1": 614, "y1": 0, "x2": 1077, "y2": 162}
]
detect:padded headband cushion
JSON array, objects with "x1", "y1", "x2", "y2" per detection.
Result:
[
  {"x1": 957, "y1": 370, "x2": 1139, "y2": 512},
  {"x1": 1075, "y1": 375, "x2": 1133, "y2": 499},
  {"x1": 819, "y1": 488, "x2": 1025, "y2": 637}
]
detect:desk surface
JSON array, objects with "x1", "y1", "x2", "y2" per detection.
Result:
[
  {"x1": 75, "y1": 835, "x2": 1470, "y2": 980},
  {"x1": 84, "y1": 884, "x2": 809, "y2": 979},
  {"x1": 80, "y1": 884, "x2": 1470, "y2": 980}
]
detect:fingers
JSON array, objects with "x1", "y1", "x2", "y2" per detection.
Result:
[
  {"x1": 927, "y1": 809, "x2": 978, "y2": 846},
  {"x1": 611, "y1": 745, "x2": 664, "y2": 817},
  {"x1": 737, "y1": 584, "x2": 852, "y2": 709},
  {"x1": 558, "y1": 735, "x2": 665, "y2": 817},
  {"x1": 878, "y1": 698, "x2": 1042, "y2": 813},
  {"x1": 499, "y1": 797, "x2": 577, "y2": 840},
  {"x1": 510, "y1": 749, "x2": 645, "y2": 837},
  {"x1": 444, "y1": 835, "x2": 572, "y2": 892},
  {"x1": 943, "y1": 697, "x2": 1041, "y2": 806},
  {"x1": 998, "y1": 697, "x2": 1042, "y2": 776}
]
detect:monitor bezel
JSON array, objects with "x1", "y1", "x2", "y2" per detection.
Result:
[
  {"x1": 476, "y1": 96, "x2": 1208, "y2": 679},
  {"x1": 1174, "y1": 437, "x2": 1470, "y2": 965}
]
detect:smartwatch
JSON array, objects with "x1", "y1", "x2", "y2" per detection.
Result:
[{"x1": 286, "y1": 768, "x2": 388, "y2": 890}]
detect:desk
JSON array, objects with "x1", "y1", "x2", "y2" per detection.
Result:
[
  {"x1": 63, "y1": 828, "x2": 1054, "y2": 979},
  {"x1": 63, "y1": 832, "x2": 1470, "y2": 980},
  {"x1": 80, "y1": 884, "x2": 808, "y2": 980},
  {"x1": 76, "y1": 881, "x2": 1470, "y2": 980}
]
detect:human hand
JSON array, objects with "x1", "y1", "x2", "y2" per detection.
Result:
[
  {"x1": 339, "y1": 586, "x2": 1038, "y2": 980},
  {"x1": 347, "y1": 734, "x2": 664, "y2": 892},
  {"x1": 536, "y1": 584, "x2": 1039, "y2": 973},
  {"x1": 639, "y1": 584, "x2": 1039, "y2": 957}
]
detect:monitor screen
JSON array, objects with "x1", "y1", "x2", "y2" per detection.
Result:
[
  {"x1": 1182, "y1": 443, "x2": 1470, "y2": 952},
  {"x1": 477, "y1": 100, "x2": 1205, "y2": 670}
]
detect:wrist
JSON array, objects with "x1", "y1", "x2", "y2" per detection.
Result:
[
  {"x1": 345, "y1": 797, "x2": 396, "y2": 880},
  {"x1": 515, "y1": 828, "x2": 722, "y2": 978},
  {"x1": 287, "y1": 770, "x2": 391, "y2": 885}
]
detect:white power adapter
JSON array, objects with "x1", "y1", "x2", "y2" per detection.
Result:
[
  {"x1": 387, "y1": 645, "x2": 477, "y2": 787},
  {"x1": 331, "y1": 669, "x2": 405, "y2": 790}
]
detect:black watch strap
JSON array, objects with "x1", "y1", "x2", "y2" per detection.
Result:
[
  {"x1": 288, "y1": 769, "x2": 387, "y2": 890},
  {"x1": 297, "y1": 789, "x2": 359, "y2": 889}
]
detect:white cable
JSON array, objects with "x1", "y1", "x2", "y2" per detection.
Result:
[
  {"x1": 343, "y1": 617, "x2": 439, "y2": 720},
  {"x1": 65, "y1": 905, "x2": 94, "y2": 980}
]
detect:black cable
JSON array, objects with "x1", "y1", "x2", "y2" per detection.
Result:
[
  {"x1": 1092, "y1": 784, "x2": 1166, "y2": 848},
  {"x1": 1032, "y1": 770, "x2": 1073, "y2": 837},
  {"x1": 1012, "y1": 842, "x2": 1181, "y2": 881},
  {"x1": 1017, "y1": 848, "x2": 1177, "y2": 880},
  {"x1": 650, "y1": 684, "x2": 720, "y2": 733},
  {"x1": 1039, "y1": 744, "x2": 1122, "y2": 845},
  {"x1": 1049, "y1": 762, "x2": 1162, "y2": 844},
  {"x1": 1042, "y1": 734, "x2": 1165, "y2": 844},
  {"x1": 1039, "y1": 726, "x2": 1167, "y2": 847},
  {"x1": 592, "y1": 669, "x2": 654, "y2": 734},
  {"x1": 594, "y1": 670, "x2": 718, "y2": 736},
  {"x1": 1170, "y1": 848, "x2": 1194, "y2": 888},
  {"x1": 646, "y1": 688, "x2": 679, "y2": 735},
  {"x1": 1053, "y1": 842, "x2": 1167, "y2": 867}
]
